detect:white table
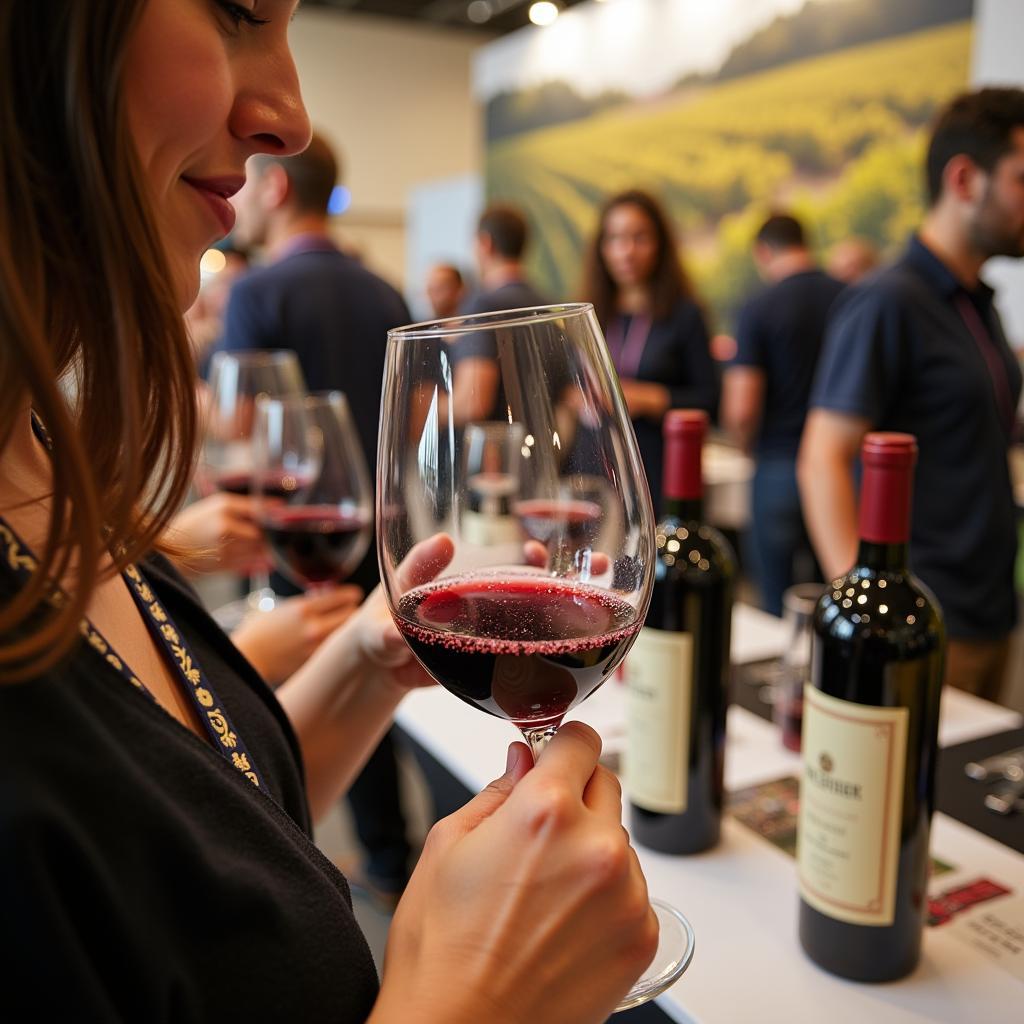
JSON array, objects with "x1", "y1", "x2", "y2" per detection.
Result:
[{"x1": 395, "y1": 606, "x2": 1024, "y2": 1023}]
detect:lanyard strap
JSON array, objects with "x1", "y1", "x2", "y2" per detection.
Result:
[
  {"x1": 0, "y1": 518, "x2": 264, "y2": 789},
  {"x1": 954, "y1": 291, "x2": 1016, "y2": 436},
  {"x1": 606, "y1": 314, "x2": 652, "y2": 380}
]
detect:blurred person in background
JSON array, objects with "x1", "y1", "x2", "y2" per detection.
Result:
[
  {"x1": 463, "y1": 203, "x2": 549, "y2": 316},
  {"x1": 800, "y1": 87, "x2": 1024, "y2": 702},
  {"x1": 425, "y1": 261, "x2": 466, "y2": 320},
  {"x1": 216, "y1": 130, "x2": 414, "y2": 908},
  {"x1": 826, "y1": 236, "x2": 881, "y2": 285},
  {"x1": 582, "y1": 189, "x2": 718, "y2": 508},
  {"x1": 722, "y1": 212, "x2": 844, "y2": 616},
  {"x1": 447, "y1": 203, "x2": 551, "y2": 427}
]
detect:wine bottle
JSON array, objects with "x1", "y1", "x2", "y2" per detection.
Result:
[
  {"x1": 798, "y1": 432, "x2": 944, "y2": 982},
  {"x1": 626, "y1": 410, "x2": 735, "y2": 854}
]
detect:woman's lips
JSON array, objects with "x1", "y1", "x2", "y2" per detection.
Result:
[{"x1": 183, "y1": 175, "x2": 243, "y2": 236}]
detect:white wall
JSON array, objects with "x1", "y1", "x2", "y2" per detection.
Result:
[
  {"x1": 288, "y1": 8, "x2": 488, "y2": 292},
  {"x1": 406, "y1": 174, "x2": 485, "y2": 321},
  {"x1": 972, "y1": 0, "x2": 1024, "y2": 348}
]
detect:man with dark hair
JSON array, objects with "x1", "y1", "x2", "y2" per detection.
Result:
[
  {"x1": 722, "y1": 212, "x2": 845, "y2": 616},
  {"x1": 465, "y1": 202, "x2": 547, "y2": 316},
  {"x1": 425, "y1": 262, "x2": 465, "y2": 320},
  {"x1": 799, "y1": 87, "x2": 1024, "y2": 701},
  {"x1": 476, "y1": 203, "x2": 528, "y2": 263},
  {"x1": 219, "y1": 132, "x2": 415, "y2": 907},
  {"x1": 447, "y1": 203, "x2": 550, "y2": 425}
]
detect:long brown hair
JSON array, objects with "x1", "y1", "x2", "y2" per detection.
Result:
[
  {"x1": 581, "y1": 189, "x2": 695, "y2": 328},
  {"x1": 0, "y1": 3, "x2": 198, "y2": 680}
]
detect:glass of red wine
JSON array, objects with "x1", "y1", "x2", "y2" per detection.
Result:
[
  {"x1": 199, "y1": 350, "x2": 306, "y2": 626},
  {"x1": 460, "y1": 421, "x2": 525, "y2": 548},
  {"x1": 377, "y1": 303, "x2": 695, "y2": 1011},
  {"x1": 252, "y1": 392, "x2": 372, "y2": 592}
]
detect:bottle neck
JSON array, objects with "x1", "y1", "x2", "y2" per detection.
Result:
[
  {"x1": 855, "y1": 539, "x2": 908, "y2": 573},
  {"x1": 662, "y1": 496, "x2": 703, "y2": 522}
]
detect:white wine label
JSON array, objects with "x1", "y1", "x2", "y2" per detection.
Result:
[
  {"x1": 460, "y1": 510, "x2": 521, "y2": 546},
  {"x1": 625, "y1": 627, "x2": 692, "y2": 814},
  {"x1": 798, "y1": 686, "x2": 909, "y2": 927}
]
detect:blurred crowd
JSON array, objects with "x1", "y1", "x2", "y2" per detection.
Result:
[{"x1": 183, "y1": 87, "x2": 1024, "y2": 904}]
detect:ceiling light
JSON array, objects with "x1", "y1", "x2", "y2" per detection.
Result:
[
  {"x1": 467, "y1": 1, "x2": 492, "y2": 23},
  {"x1": 529, "y1": 2, "x2": 560, "y2": 27}
]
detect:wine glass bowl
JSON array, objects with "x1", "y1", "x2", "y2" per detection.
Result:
[
  {"x1": 254, "y1": 392, "x2": 373, "y2": 591},
  {"x1": 379, "y1": 304, "x2": 654, "y2": 748},
  {"x1": 378, "y1": 304, "x2": 694, "y2": 1012},
  {"x1": 199, "y1": 350, "x2": 306, "y2": 496},
  {"x1": 199, "y1": 350, "x2": 306, "y2": 625}
]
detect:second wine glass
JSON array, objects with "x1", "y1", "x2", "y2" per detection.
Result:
[
  {"x1": 199, "y1": 349, "x2": 306, "y2": 623},
  {"x1": 253, "y1": 392, "x2": 373, "y2": 592}
]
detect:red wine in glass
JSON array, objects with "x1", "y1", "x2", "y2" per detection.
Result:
[
  {"x1": 261, "y1": 506, "x2": 371, "y2": 588},
  {"x1": 396, "y1": 574, "x2": 641, "y2": 729},
  {"x1": 514, "y1": 498, "x2": 602, "y2": 549},
  {"x1": 214, "y1": 470, "x2": 310, "y2": 499}
]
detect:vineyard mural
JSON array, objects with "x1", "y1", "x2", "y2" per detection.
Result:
[{"x1": 480, "y1": 0, "x2": 974, "y2": 327}]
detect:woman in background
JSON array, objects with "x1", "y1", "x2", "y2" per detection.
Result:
[
  {"x1": 0, "y1": 3, "x2": 655, "y2": 1021},
  {"x1": 582, "y1": 189, "x2": 718, "y2": 506}
]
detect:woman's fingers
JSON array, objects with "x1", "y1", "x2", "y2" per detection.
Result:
[
  {"x1": 301, "y1": 584, "x2": 363, "y2": 614},
  {"x1": 525, "y1": 721, "x2": 602, "y2": 799},
  {"x1": 395, "y1": 533, "x2": 455, "y2": 592},
  {"x1": 581, "y1": 763, "x2": 624, "y2": 822}
]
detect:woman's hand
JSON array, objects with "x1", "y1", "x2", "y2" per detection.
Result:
[
  {"x1": 231, "y1": 587, "x2": 362, "y2": 686},
  {"x1": 619, "y1": 378, "x2": 670, "y2": 421},
  {"x1": 167, "y1": 492, "x2": 267, "y2": 575},
  {"x1": 346, "y1": 533, "x2": 455, "y2": 696},
  {"x1": 275, "y1": 534, "x2": 454, "y2": 819},
  {"x1": 370, "y1": 724, "x2": 659, "y2": 1024}
]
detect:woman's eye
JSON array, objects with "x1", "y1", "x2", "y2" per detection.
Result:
[{"x1": 217, "y1": 2, "x2": 270, "y2": 28}]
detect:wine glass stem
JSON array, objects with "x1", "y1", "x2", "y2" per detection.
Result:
[{"x1": 521, "y1": 725, "x2": 559, "y2": 762}]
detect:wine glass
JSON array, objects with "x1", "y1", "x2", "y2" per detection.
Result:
[
  {"x1": 460, "y1": 420, "x2": 524, "y2": 547},
  {"x1": 199, "y1": 350, "x2": 306, "y2": 626},
  {"x1": 252, "y1": 392, "x2": 372, "y2": 592},
  {"x1": 377, "y1": 303, "x2": 695, "y2": 1011}
]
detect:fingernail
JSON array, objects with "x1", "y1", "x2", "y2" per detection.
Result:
[{"x1": 505, "y1": 744, "x2": 521, "y2": 774}]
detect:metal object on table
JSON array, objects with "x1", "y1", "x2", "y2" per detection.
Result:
[
  {"x1": 984, "y1": 777, "x2": 1024, "y2": 816},
  {"x1": 965, "y1": 745, "x2": 1024, "y2": 815},
  {"x1": 964, "y1": 746, "x2": 1024, "y2": 781}
]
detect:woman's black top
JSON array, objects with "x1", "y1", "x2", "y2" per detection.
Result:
[
  {"x1": 606, "y1": 297, "x2": 719, "y2": 509},
  {"x1": 0, "y1": 553, "x2": 379, "y2": 1022}
]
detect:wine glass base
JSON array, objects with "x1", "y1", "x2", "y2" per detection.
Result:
[
  {"x1": 614, "y1": 899, "x2": 696, "y2": 1013},
  {"x1": 248, "y1": 586, "x2": 278, "y2": 613},
  {"x1": 211, "y1": 588, "x2": 277, "y2": 633}
]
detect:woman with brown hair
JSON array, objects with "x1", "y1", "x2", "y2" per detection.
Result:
[
  {"x1": 0, "y1": 3, "x2": 655, "y2": 1021},
  {"x1": 582, "y1": 189, "x2": 719, "y2": 507}
]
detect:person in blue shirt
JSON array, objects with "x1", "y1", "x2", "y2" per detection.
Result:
[
  {"x1": 218, "y1": 132, "x2": 414, "y2": 906},
  {"x1": 451, "y1": 204, "x2": 550, "y2": 427},
  {"x1": 799, "y1": 88, "x2": 1024, "y2": 702},
  {"x1": 722, "y1": 213, "x2": 845, "y2": 616}
]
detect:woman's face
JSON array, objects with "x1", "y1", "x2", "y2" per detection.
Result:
[
  {"x1": 600, "y1": 203, "x2": 661, "y2": 289},
  {"x1": 123, "y1": 0, "x2": 311, "y2": 308}
]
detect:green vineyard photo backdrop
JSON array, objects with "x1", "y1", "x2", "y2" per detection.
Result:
[{"x1": 486, "y1": 22, "x2": 971, "y2": 329}]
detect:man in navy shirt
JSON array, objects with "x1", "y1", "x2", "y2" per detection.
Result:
[
  {"x1": 450, "y1": 204, "x2": 550, "y2": 425},
  {"x1": 800, "y1": 89, "x2": 1024, "y2": 701},
  {"x1": 723, "y1": 213, "x2": 845, "y2": 616},
  {"x1": 221, "y1": 133, "x2": 413, "y2": 905}
]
